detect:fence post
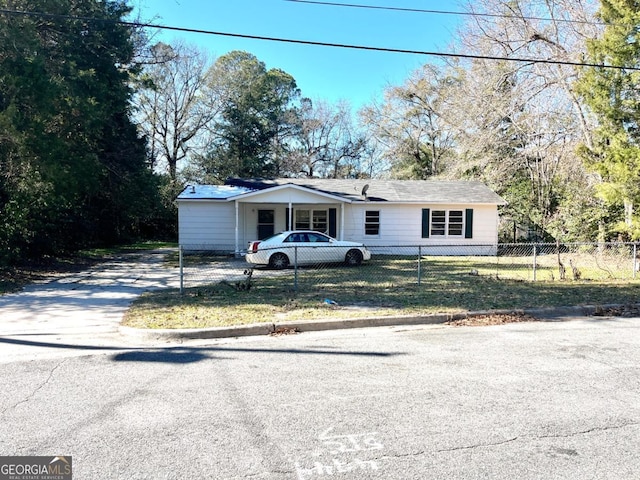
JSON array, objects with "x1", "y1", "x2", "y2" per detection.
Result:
[
  {"x1": 179, "y1": 245, "x2": 184, "y2": 295},
  {"x1": 532, "y1": 244, "x2": 538, "y2": 282},
  {"x1": 294, "y1": 246, "x2": 298, "y2": 292},
  {"x1": 634, "y1": 243, "x2": 638, "y2": 280},
  {"x1": 417, "y1": 246, "x2": 422, "y2": 286}
]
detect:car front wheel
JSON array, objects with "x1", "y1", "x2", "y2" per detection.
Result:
[
  {"x1": 269, "y1": 252, "x2": 290, "y2": 269},
  {"x1": 345, "y1": 249, "x2": 363, "y2": 266}
]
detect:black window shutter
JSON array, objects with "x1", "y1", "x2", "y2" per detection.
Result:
[
  {"x1": 421, "y1": 209, "x2": 430, "y2": 238},
  {"x1": 329, "y1": 208, "x2": 337, "y2": 238},
  {"x1": 465, "y1": 209, "x2": 474, "y2": 238},
  {"x1": 286, "y1": 208, "x2": 290, "y2": 231}
]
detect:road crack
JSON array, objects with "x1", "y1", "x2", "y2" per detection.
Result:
[
  {"x1": 432, "y1": 422, "x2": 640, "y2": 454},
  {"x1": 377, "y1": 450, "x2": 427, "y2": 461},
  {"x1": 1, "y1": 359, "x2": 68, "y2": 416},
  {"x1": 435, "y1": 436, "x2": 520, "y2": 453},
  {"x1": 537, "y1": 421, "x2": 640, "y2": 439}
]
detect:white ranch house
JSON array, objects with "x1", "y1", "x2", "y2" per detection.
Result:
[{"x1": 176, "y1": 178, "x2": 507, "y2": 255}]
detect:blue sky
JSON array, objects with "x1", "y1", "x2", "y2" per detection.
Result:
[{"x1": 132, "y1": 0, "x2": 463, "y2": 110}]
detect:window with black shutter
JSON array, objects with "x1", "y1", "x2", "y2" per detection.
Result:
[{"x1": 423, "y1": 209, "x2": 471, "y2": 238}]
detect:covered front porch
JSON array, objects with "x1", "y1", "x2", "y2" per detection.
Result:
[{"x1": 232, "y1": 184, "x2": 350, "y2": 253}]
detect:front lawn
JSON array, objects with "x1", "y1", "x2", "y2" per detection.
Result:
[{"x1": 123, "y1": 257, "x2": 640, "y2": 329}]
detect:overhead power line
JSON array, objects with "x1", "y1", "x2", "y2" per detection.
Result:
[
  {"x1": 0, "y1": 8, "x2": 635, "y2": 72},
  {"x1": 284, "y1": 0, "x2": 608, "y2": 26}
]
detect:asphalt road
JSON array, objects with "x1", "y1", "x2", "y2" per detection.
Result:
[{"x1": 1, "y1": 318, "x2": 639, "y2": 479}]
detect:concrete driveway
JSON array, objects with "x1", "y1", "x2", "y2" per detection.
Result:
[{"x1": 0, "y1": 250, "x2": 179, "y2": 362}]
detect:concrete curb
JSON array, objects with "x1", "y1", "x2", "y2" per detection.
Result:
[
  {"x1": 119, "y1": 323, "x2": 275, "y2": 341},
  {"x1": 118, "y1": 303, "x2": 629, "y2": 342}
]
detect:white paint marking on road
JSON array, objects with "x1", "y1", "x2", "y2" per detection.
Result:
[{"x1": 293, "y1": 426, "x2": 385, "y2": 479}]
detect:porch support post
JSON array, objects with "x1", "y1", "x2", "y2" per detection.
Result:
[
  {"x1": 235, "y1": 200, "x2": 239, "y2": 254},
  {"x1": 288, "y1": 201, "x2": 293, "y2": 230},
  {"x1": 340, "y1": 203, "x2": 345, "y2": 240}
]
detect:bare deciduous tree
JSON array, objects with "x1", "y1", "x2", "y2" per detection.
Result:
[
  {"x1": 445, "y1": 0, "x2": 601, "y2": 239},
  {"x1": 287, "y1": 99, "x2": 367, "y2": 178},
  {"x1": 360, "y1": 65, "x2": 457, "y2": 179},
  {"x1": 135, "y1": 41, "x2": 215, "y2": 182}
]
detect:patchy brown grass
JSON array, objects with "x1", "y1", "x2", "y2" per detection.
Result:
[{"x1": 445, "y1": 313, "x2": 538, "y2": 327}]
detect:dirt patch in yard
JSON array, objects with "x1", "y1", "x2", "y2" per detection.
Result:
[
  {"x1": 0, "y1": 255, "x2": 106, "y2": 294},
  {"x1": 445, "y1": 312, "x2": 539, "y2": 327}
]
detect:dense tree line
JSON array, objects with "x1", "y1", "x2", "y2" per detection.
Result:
[
  {"x1": 2, "y1": 0, "x2": 639, "y2": 267},
  {"x1": 0, "y1": 0, "x2": 165, "y2": 266}
]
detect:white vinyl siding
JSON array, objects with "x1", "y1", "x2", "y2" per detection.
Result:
[
  {"x1": 344, "y1": 204, "x2": 499, "y2": 255},
  {"x1": 178, "y1": 191, "x2": 501, "y2": 255},
  {"x1": 178, "y1": 201, "x2": 236, "y2": 251}
]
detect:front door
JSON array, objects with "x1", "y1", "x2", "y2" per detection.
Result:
[{"x1": 257, "y1": 209, "x2": 275, "y2": 239}]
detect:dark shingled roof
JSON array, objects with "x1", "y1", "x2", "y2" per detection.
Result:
[{"x1": 225, "y1": 178, "x2": 507, "y2": 205}]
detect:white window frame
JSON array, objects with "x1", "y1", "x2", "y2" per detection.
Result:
[
  {"x1": 431, "y1": 209, "x2": 464, "y2": 237},
  {"x1": 294, "y1": 209, "x2": 328, "y2": 233},
  {"x1": 364, "y1": 210, "x2": 380, "y2": 237}
]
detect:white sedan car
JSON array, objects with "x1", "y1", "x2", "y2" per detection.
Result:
[{"x1": 246, "y1": 231, "x2": 371, "y2": 269}]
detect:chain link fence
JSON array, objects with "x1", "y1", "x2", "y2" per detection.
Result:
[{"x1": 177, "y1": 242, "x2": 640, "y2": 294}]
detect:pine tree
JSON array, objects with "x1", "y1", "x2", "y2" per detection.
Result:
[
  {"x1": 575, "y1": 0, "x2": 640, "y2": 240},
  {"x1": 0, "y1": 0, "x2": 159, "y2": 262}
]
